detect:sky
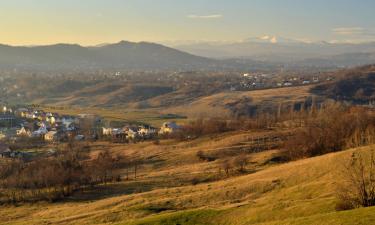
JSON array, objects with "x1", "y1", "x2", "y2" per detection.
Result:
[{"x1": 1, "y1": 0, "x2": 375, "y2": 46}]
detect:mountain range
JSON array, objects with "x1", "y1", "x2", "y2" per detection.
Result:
[
  {"x1": 0, "y1": 39, "x2": 375, "y2": 72},
  {"x1": 0, "y1": 41, "x2": 221, "y2": 72},
  {"x1": 172, "y1": 37, "x2": 375, "y2": 65}
]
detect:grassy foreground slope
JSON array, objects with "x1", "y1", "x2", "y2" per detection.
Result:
[{"x1": 1, "y1": 143, "x2": 375, "y2": 225}]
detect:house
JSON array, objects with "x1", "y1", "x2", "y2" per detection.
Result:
[
  {"x1": 302, "y1": 80, "x2": 311, "y2": 85},
  {"x1": 0, "y1": 132, "x2": 6, "y2": 140},
  {"x1": 112, "y1": 128, "x2": 125, "y2": 136},
  {"x1": 123, "y1": 126, "x2": 139, "y2": 139},
  {"x1": 32, "y1": 123, "x2": 48, "y2": 137},
  {"x1": 9, "y1": 151, "x2": 28, "y2": 159},
  {"x1": 44, "y1": 131, "x2": 58, "y2": 142},
  {"x1": 16, "y1": 127, "x2": 32, "y2": 137},
  {"x1": 61, "y1": 116, "x2": 76, "y2": 127},
  {"x1": 138, "y1": 125, "x2": 157, "y2": 137},
  {"x1": 66, "y1": 122, "x2": 78, "y2": 131},
  {"x1": 159, "y1": 122, "x2": 180, "y2": 135},
  {"x1": 102, "y1": 127, "x2": 113, "y2": 136},
  {"x1": 283, "y1": 82, "x2": 293, "y2": 86},
  {"x1": 46, "y1": 115, "x2": 57, "y2": 124},
  {"x1": 16, "y1": 108, "x2": 29, "y2": 117}
]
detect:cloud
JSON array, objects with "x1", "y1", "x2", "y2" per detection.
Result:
[
  {"x1": 270, "y1": 36, "x2": 278, "y2": 44},
  {"x1": 258, "y1": 35, "x2": 278, "y2": 44},
  {"x1": 332, "y1": 27, "x2": 375, "y2": 36},
  {"x1": 187, "y1": 14, "x2": 223, "y2": 19}
]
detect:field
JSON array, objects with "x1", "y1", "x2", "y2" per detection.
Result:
[{"x1": 1, "y1": 129, "x2": 374, "y2": 225}]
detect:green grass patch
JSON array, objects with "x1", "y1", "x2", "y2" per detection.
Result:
[{"x1": 125, "y1": 209, "x2": 221, "y2": 225}]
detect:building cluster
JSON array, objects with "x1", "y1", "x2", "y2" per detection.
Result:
[
  {"x1": 276, "y1": 76, "x2": 321, "y2": 87},
  {"x1": 0, "y1": 106, "x2": 182, "y2": 145},
  {"x1": 101, "y1": 122, "x2": 181, "y2": 141},
  {"x1": 0, "y1": 107, "x2": 102, "y2": 142},
  {"x1": 238, "y1": 72, "x2": 334, "y2": 90}
]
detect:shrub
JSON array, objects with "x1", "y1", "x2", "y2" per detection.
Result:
[{"x1": 196, "y1": 150, "x2": 217, "y2": 162}]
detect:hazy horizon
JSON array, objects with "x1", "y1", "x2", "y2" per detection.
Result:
[{"x1": 1, "y1": 0, "x2": 375, "y2": 46}]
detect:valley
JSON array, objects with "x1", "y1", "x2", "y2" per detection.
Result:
[{"x1": 0, "y1": 64, "x2": 374, "y2": 225}]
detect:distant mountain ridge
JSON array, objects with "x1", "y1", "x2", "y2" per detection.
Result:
[
  {"x1": 1, "y1": 40, "x2": 375, "y2": 72},
  {"x1": 173, "y1": 38, "x2": 375, "y2": 65},
  {"x1": 0, "y1": 41, "x2": 221, "y2": 71}
]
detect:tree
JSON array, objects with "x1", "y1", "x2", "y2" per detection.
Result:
[
  {"x1": 336, "y1": 150, "x2": 375, "y2": 210},
  {"x1": 220, "y1": 159, "x2": 232, "y2": 177},
  {"x1": 233, "y1": 154, "x2": 248, "y2": 172}
]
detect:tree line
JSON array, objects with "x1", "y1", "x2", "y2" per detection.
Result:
[{"x1": 0, "y1": 141, "x2": 135, "y2": 203}]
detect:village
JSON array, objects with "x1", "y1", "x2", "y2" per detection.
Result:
[{"x1": 0, "y1": 105, "x2": 181, "y2": 159}]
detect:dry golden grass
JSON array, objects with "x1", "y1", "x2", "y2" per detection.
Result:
[
  {"x1": 1, "y1": 127, "x2": 374, "y2": 225},
  {"x1": 167, "y1": 85, "x2": 315, "y2": 117}
]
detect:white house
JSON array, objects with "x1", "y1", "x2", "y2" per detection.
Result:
[
  {"x1": 302, "y1": 80, "x2": 311, "y2": 85},
  {"x1": 124, "y1": 127, "x2": 139, "y2": 139},
  {"x1": 102, "y1": 127, "x2": 113, "y2": 136},
  {"x1": 32, "y1": 123, "x2": 48, "y2": 137},
  {"x1": 16, "y1": 127, "x2": 32, "y2": 137},
  {"x1": 138, "y1": 126, "x2": 157, "y2": 137}
]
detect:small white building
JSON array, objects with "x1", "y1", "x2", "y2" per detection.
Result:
[
  {"x1": 102, "y1": 127, "x2": 113, "y2": 136},
  {"x1": 138, "y1": 126, "x2": 157, "y2": 137},
  {"x1": 32, "y1": 124, "x2": 48, "y2": 137},
  {"x1": 302, "y1": 80, "x2": 311, "y2": 85},
  {"x1": 16, "y1": 127, "x2": 32, "y2": 137}
]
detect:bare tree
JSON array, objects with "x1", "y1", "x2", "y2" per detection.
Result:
[
  {"x1": 233, "y1": 154, "x2": 248, "y2": 172},
  {"x1": 336, "y1": 150, "x2": 375, "y2": 210},
  {"x1": 220, "y1": 159, "x2": 232, "y2": 177}
]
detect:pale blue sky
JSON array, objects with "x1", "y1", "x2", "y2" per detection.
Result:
[{"x1": 1, "y1": 0, "x2": 374, "y2": 45}]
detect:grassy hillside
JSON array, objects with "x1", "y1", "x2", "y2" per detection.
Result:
[
  {"x1": 1, "y1": 129, "x2": 374, "y2": 225},
  {"x1": 23, "y1": 84, "x2": 320, "y2": 126},
  {"x1": 166, "y1": 85, "x2": 317, "y2": 117},
  {"x1": 312, "y1": 64, "x2": 375, "y2": 104}
]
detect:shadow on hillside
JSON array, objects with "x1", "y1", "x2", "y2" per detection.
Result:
[{"x1": 64, "y1": 180, "x2": 158, "y2": 202}]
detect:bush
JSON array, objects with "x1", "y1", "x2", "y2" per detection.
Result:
[{"x1": 196, "y1": 150, "x2": 217, "y2": 162}]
